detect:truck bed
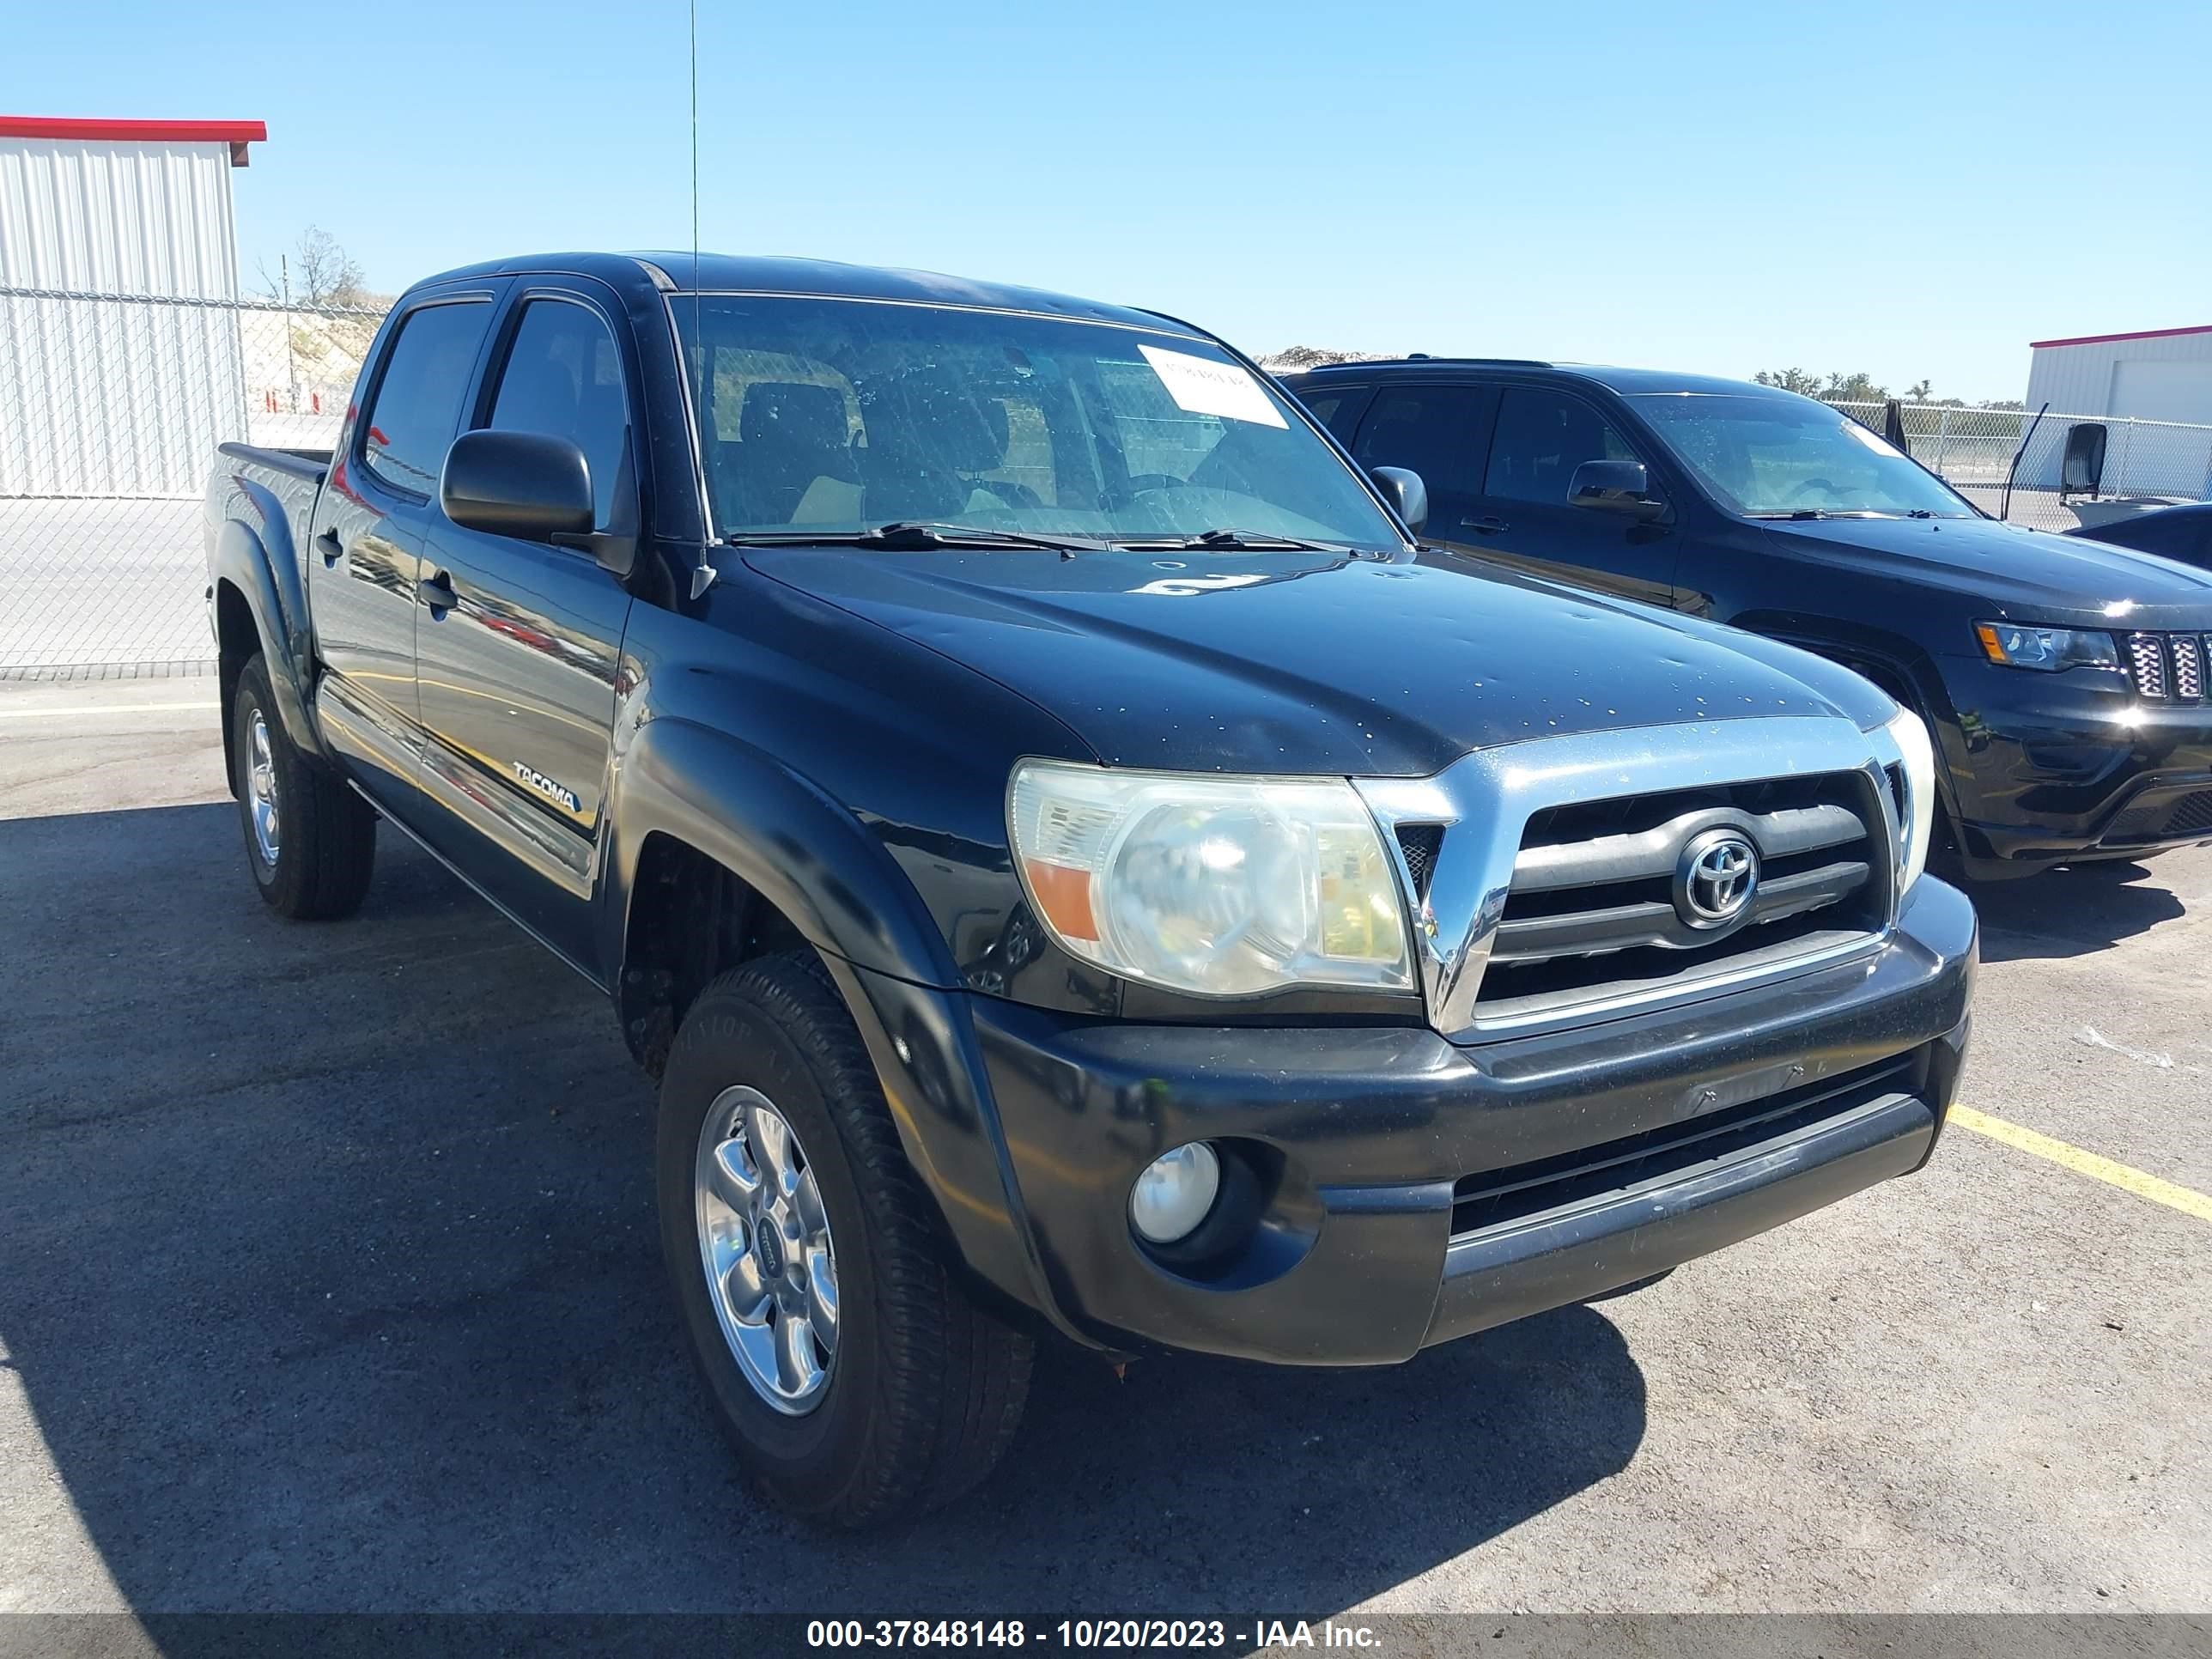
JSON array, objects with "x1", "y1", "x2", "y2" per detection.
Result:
[{"x1": 216, "y1": 441, "x2": 331, "y2": 481}]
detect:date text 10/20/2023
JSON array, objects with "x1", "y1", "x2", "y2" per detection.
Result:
[{"x1": 805, "y1": 1620, "x2": 1384, "y2": 1649}]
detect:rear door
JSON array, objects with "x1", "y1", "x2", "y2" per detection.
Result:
[
  {"x1": 411, "y1": 283, "x2": 640, "y2": 967},
  {"x1": 1346, "y1": 380, "x2": 1496, "y2": 550},
  {"x1": 311, "y1": 288, "x2": 500, "y2": 805},
  {"x1": 1463, "y1": 382, "x2": 1682, "y2": 607}
]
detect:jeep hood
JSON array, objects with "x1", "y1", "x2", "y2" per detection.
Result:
[
  {"x1": 1762, "y1": 514, "x2": 2212, "y2": 629},
  {"x1": 742, "y1": 548, "x2": 1878, "y2": 777}
]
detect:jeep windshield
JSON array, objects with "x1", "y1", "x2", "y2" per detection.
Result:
[
  {"x1": 674, "y1": 295, "x2": 1406, "y2": 550},
  {"x1": 1632, "y1": 392, "x2": 1978, "y2": 520}
]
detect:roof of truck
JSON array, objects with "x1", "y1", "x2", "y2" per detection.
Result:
[
  {"x1": 1280, "y1": 358, "x2": 1798, "y2": 398},
  {"x1": 422, "y1": 252, "x2": 1206, "y2": 339}
]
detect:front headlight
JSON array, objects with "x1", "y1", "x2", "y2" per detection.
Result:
[
  {"x1": 1007, "y1": 760, "x2": 1413, "y2": 997},
  {"x1": 1884, "y1": 706, "x2": 1936, "y2": 896},
  {"x1": 1973, "y1": 621, "x2": 2119, "y2": 673}
]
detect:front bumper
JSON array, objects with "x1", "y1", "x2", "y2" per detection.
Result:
[
  {"x1": 962, "y1": 876, "x2": 1977, "y2": 1365},
  {"x1": 1940, "y1": 656, "x2": 2212, "y2": 874}
]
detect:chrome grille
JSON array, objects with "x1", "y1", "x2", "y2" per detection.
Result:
[
  {"x1": 2121, "y1": 631, "x2": 2212, "y2": 702},
  {"x1": 2127, "y1": 632, "x2": 2168, "y2": 699},
  {"x1": 1473, "y1": 772, "x2": 1890, "y2": 1027},
  {"x1": 2173, "y1": 635, "x2": 2205, "y2": 701},
  {"x1": 1353, "y1": 716, "x2": 1911, "y2": 1044}
]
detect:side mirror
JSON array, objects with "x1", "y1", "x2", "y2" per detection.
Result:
[
  {"x1": 2061, "y1": 423, "x2": 2107, "y2": 496},
  {"x1": 1570, "y1": 459, "x2": 1663, "y2": 521},
  {"x1": 441, "y1": 429, "x2": 595, "y2": 542},
  {"x1": 1369, "y1": 465, "x2": 1428, "y2": 535}
]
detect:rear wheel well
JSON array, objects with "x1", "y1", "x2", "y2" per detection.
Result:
[
  {"x1": 618, "y1": 833, "x2": 811, "y2": 1075},
  {"x1": 214, "y1": 580, "x2": 262, "y2": 796}
]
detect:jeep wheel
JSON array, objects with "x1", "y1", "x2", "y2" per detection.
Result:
[
  {"x1": 657, "y1": 952, "x2": 1032, "y2": 1528},
  {"x1": 232, "y1": 653, "x2": 376, "y2": 919}
]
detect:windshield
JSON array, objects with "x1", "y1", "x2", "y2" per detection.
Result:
[
  {"x1": 1632, "y1": 392, "x2": 1976, "y2": 519},
  {"x1": 673, "y1": 295, "x2": 1403, "y2": 549}
]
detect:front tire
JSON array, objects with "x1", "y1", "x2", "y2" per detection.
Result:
[
  {"x1": 231, "y1": 653, "x2": 375, "y2": 919},
  {"x1": 657, "y1": 953, "x2": 1033, "y2": 1528}
]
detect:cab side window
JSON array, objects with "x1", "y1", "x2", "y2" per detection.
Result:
[
  {"x1": 1484, "y1": 387, "x2": 1639, "y2": 507},
  {"x1": 1297, "y1": 386, "x2": 1369, "y2": 444},
  {"x1": 1353, "y1": 385, "x2": 1487, "y2": 526},
  {"x1": 361, "y1": 301, "x2": 494, "y2": 495},
  {"x1": 486, "y1": 301, "x2": 631, "y2": 532}
]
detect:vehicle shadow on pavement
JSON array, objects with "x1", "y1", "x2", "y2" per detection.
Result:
[
  {"x1": 1968, "y1": 860, "x2": 2186, "y2": 963},
  {"x1": 0, "y1": 802, "x2": 1644, "y2": 1618}
]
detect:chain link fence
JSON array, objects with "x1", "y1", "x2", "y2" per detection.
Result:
[
  {"x1": 1825, "y1": 398, "x2": 2212, "y2": 532},
  {"x1": 10, "y1": 289, "x2": 2212, "y2": 678},
  {"x1": 0, "y1": 286, "x2": 386, "y2": 678}
]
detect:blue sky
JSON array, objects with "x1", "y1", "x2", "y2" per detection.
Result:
[{"x1": 8, "y1": 0, "x2": 2207, "y2": 400}]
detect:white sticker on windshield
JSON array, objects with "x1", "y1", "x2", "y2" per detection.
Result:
[{"x1": 1138, "y1": 344, "x2": 1287, "y2": 428}]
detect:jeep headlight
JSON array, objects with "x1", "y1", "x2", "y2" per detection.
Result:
[
  {"x1": 1973, "y1": 621, "x2": 2120, "y2": 673},
  {"x1": 1007, "y1": 761, "x2": 1414, "y2": 997},
  {"x1": 1884, "y1": 706, "x2": 1936, "y2": 896}
]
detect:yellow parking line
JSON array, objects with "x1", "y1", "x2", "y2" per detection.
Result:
[
  {"x1": 0, "y1": 701, "x2": 221, "y2": 719},
  {"x1": 1951, "y1": 1104, "x2": 2212, "y2": 1223}
]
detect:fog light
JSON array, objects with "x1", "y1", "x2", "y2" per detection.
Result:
[{"x1": 1129, "y1": 1141, "x2": 1222, "y2": 1244}]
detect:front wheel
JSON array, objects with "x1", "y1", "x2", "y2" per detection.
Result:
[
  {"x1": 231, "y1": 653, "x2": 375, "y2": 919},
  {"x1": 656, "y1": 953, "x2": 1033, "y2": 1528}
]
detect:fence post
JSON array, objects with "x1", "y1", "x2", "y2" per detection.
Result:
[{"x1": 1932, "y1": 409, "x2": 1951, "y2": 475}]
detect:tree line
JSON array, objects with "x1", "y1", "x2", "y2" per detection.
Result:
[{"x1": 1752, "y1": 368, "x2": 2023, "y2": 411}]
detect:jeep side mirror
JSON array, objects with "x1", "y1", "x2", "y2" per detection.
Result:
[
  {"x1": 1369, "y1": 465, "x2": 1428, "y2": 535},
  {"x1": 1570, "y1": 459, "x2": 1663, "y2": 521}
]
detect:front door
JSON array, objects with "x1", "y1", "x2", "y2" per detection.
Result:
[
  {"x1": 1347, "y1": 381, "x2": 1495, "y2": 553},
  {"x1": 1461, "y1": 384, "x2": 1681, "y2": 608},
  {"x1": 311, "y1": 292, "x2": 498, "y2": 806},
  {"x1": 411, "y1": 289, "x2": 638, "y2": 968}
]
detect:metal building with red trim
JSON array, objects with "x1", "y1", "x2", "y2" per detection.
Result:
[
  {"x1": 2025, "y1": 323, "x2": 2212, "y2": 430},
  {"x1": 0, "y1": 114, "x2": 266, "y2": 495}
]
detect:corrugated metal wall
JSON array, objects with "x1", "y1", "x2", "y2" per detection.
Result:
[
  {"x1": 2025, "y1": 331, "x2": 2212, "y2": 426},
  {"x1": 0, "y1": 137, "x2": 246, "y2": 495}
]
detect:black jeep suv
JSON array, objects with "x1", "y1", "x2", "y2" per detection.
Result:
[{"x1": 1282, "y1": 360, "x2": 2212, "y2": 878}]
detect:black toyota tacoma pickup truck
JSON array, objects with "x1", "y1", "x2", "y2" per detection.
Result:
[{"x1": 205, "y1": 252, "x2": 1974, "y2": 1528}]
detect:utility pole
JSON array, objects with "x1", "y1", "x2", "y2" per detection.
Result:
[{"x1": 281, "y1": 253, "x2": 300, "y2": 416}]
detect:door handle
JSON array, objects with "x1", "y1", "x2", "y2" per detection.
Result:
[
  {"x1": 1460, "y1": 515, "x2": 1509, "y2": 536},
  {"x1": 420, "y1": 570, "x2": 458, "y2": 613},
  {"x1": 316, "y1": 528, "x2": 343, "y2": 566}
]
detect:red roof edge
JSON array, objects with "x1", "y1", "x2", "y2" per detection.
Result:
[
  {"x1": 2030, "y1": 323, "x2": 2212, "y2": 350},
  {"x1": 0, "y1": 116, "x2": 266, "y2": 167}
]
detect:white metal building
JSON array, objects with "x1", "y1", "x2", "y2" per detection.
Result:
[
  {"x1": 0, "y1": 115, "x2": 265, "y2": 495},
  {"x1": 2025, "y1": 325, "x2": 2212, "y2": 428}
]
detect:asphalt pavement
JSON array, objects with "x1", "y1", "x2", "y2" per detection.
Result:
[{"x1": 2, "y1": 679, "x2": 2207, "y2": 1620}]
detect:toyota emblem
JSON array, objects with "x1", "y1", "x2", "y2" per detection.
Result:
[{"x1": 1675, "y1": 828, "x2": 1759, "y2": 928}]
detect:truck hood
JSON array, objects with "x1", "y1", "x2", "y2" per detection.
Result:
[
  {"x1": 742, "y1": 548, "x2": 1863, "y2": 777},
  {"x1": 1763, "y1": 514, "x2": 2212, "y2": 629}
]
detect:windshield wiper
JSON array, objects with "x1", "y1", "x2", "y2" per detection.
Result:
[
  {"x1": 723, "y1": 521, "x2": 1115, "y2": 553},
  {"x1": 1747, "y1": 509, "x2": 1903, "y2": 521},
  {"x1": 1124, "y1": 527, "x2": 1357, "y2": 552}
]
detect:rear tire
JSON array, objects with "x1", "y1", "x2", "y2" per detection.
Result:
[
  {"x1": 231, "y1": 653, "x2": 376, "y2": 919},
  {"x1": 657, "y1": 952, "x2": 1032, "y2": 1528}
]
